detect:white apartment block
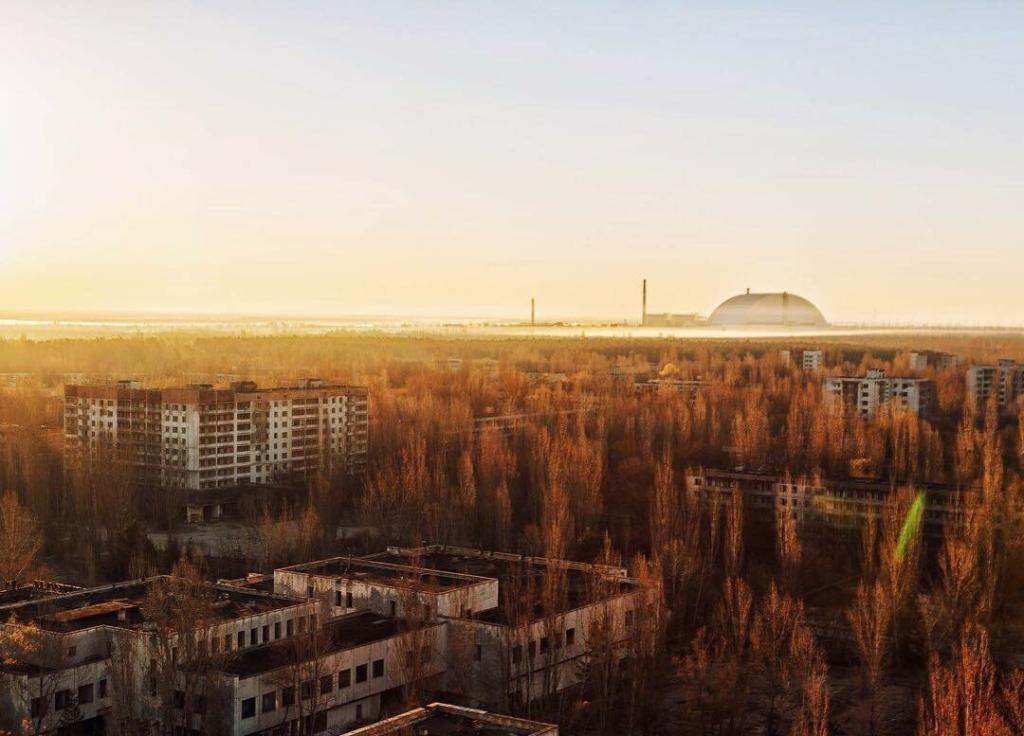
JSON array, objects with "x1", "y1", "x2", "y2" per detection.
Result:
[
  {"x1": 908, "y1": 351, "x2": 959, "y2": 372},
  {"x1": 0, "y1": 547, "x2": 639, "y2": 736},
  {"x1": 967, "y1": 360, "x2": 1024, "y2": 412},
  {"x1": 780, "y1": 349, "x2": 823, "y2": 371},
  {"x1": 823, "y1": 369, "x2": 933, "y2": 418},
  {"x1": 64, "y1": 379, "x2": 368, "y2": 514}
]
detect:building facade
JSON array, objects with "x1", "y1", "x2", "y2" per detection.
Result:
[
  {"x1": 685, "y1": 468, "x2": 971, "y2": 537},
  {"x1": 907, "y1": 351, "x2": 959, "y2": 372},
  {"x1": 967, "y1": 360, "x2": 1024, "y2": 412},
  {"x1": 780, "y1": 349, "x2": 823, "y2": 371},
  {"x1": 64, "y1": 379, "x2": 368, "y2": 496},
  {"x1": 822, "y1": 370, "x2": 933, "y2": 418}
]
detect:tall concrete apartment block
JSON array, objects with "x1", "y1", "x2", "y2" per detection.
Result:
[
  {"x1": 967, "y1": 360, "x2": 1024, "y2": 412},
  {"x1": 823, "y1": 369, "x2": 933, "y2": 418},
  {"x1": 780, "y1": 349, "x2": 823, "y2": 371},
  {"x1": 64, "y1": 378, "x2": 368, "y2": 491},
  {"x1": 908, "y1": 351, "x2": 960, "y2": 371}
]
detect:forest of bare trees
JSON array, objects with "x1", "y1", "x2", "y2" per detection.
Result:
[{"x1": 3, "y1": 330, "x2": 1024, "y2": 734}]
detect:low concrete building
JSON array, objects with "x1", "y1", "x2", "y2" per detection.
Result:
[
  {"x1": 634, "y1": 378, "x2": 706, "y2": 403},
  {"x1": 366, "y1": 546, "x2": 642, "y2": 712},
  {"x1": 1, "y1": 547, "x2": 641, "y2": 735},
  {"x1": 0, "y1": 576, "x2": 317, "y2": 735},
  {"x1": 686, "y1": 468, "x2": 971, "y2": 537}
]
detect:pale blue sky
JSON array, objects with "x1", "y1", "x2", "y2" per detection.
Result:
[{"x1": 1, "y1": 2, "x2": 1021, "y2": 323}]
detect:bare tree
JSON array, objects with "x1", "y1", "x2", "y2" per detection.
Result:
[
  {"x1": 0, "y1": 490, "x2": 41, "y2": 586},
  {"x1": 848, "y1": 580, "x2": 892, "y2": 736}
]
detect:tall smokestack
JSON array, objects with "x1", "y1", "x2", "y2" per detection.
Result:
[
  {"x1": 642, "y1": 279, "x2": 647, "y2": 326},
  {"x1": 531, "y1": 297, "x2": 535, "y2": 326}
]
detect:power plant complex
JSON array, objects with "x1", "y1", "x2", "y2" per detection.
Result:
[{"x1": 641, "y1": 280, "x2": 829, "y2": 328}]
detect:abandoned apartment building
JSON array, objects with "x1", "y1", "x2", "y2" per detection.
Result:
[
  {"x1": 0, "y1": 546, "x2": 636, "y2": 735},
  {"x1": 63, "y1": 378, "x2": 368, "y2": 523},
  {"x1": 686, "y1": 467, "x2": 974, "y2": 538}
]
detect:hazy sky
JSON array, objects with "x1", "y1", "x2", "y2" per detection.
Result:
[{"x1": 1, "y1": 2, "x2": 1022, "y2": 323}]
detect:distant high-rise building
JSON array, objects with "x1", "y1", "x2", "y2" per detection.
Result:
[
  {"x1": 967, "y1": 360, "x2": 1024, "y2": 411},
  {"x1": 908, "y1": 351, "x2": 960, "y2": 371},
  {"x1": 64, "y1": 378, "x2": 368, "y2": 500},
  {"x1": 780, "y1": 349, "x2": 823, "y2": 371},
  {"x1": 823, "y1": 370, "x2": 933, "y2": 418}
]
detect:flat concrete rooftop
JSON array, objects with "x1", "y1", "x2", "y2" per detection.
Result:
[
  {"x1": 366, "y1": 548, "x2": 634, "y2": 623},
  {"x1": 280, "y1": 557, "x2": 489, "y2": 594},
  {"x1": 222, "y1": 611, "x2": 418, "y2": 678},
  {"x1": 340, "y1": 702, "x2": 557, "y2": 736},
  {"x1": 0, "y1": 577, "x2": 302, "y2": 632}
]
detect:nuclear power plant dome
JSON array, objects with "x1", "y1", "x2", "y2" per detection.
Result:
[{"x1": 707, "y1": 290, "x2": 828, "y2": 327}]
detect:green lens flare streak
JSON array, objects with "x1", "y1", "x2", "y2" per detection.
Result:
[{"x1": 895, "y1": 492, "x2": 926, "y2": 562}]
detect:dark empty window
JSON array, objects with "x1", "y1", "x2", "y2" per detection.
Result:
[
  {"x1": 237, "y1": 630, "x2": 245, "y2": 648},
  {"x1": 287, "y1": 619, "x2": 294, "y2": 636},
  {"x1": 335, "y1": 590, "x2": 342, "y2": 606},
  {"x1": 512, "y1": 645, "x2": 522, "y2": 664},
  {"x1": 339, "y1": 669, "x2": 351, "y2": 688},
  {"x1": 262, "y1": 692, "x2": 276, "y2": 713},
  {"x1": 250, "y1": 628, "x2": 257, "y2": 644},
  {"x1": 298, "y1": 617, "x2": 306, "y2": 634},
  {"x1": 78, "y1": 684, "x2": 93, "y2": 705},
  {"x1": 314, "y1": 711, "x2": 327, "y2": 732},
  {"x1": 566, "y1": 628, "x2": 576, "y2": 646},
  {"x1": 300, "y1": 680, "x2": 313, "y2": 700},
  {"x1": 475, "y1": 644, "x2": 482, "y2": 661},
  {"x1": 173, "y1": 690, "x2": 185, "y2": 709},
  {"x1": 355, "y1": 664, "x2": 367, "y2": 683},
  {"x1": 320, "y1": 675, "x2": 333, "y2": 694},
  {"x1": 346, "y1": 591, "x2": 353, "y2": 607},
  {"x1": 390, "y1": 601, "x2": 396, "y2": 617},
  {"x1": 99, "y1": 679, "x2": 108, "y2": 698},
  {"x1": 262, "y1": 625, "x2": 269, "y2": 643},
  {"x1": 540, "y1": 636, "x2": 549, "y2": 653},
  {"x1": 224, "y1": 633, "x2": 232, "y2": 651},
  {"x1": 282, "y1": 687, "x2": 295, "y2": 706},
  {"x1": 372, "y1": 659, "x2": 384, "y2": 678},
  {"x1": 274, "y1": 621, "x2": 281, "y2": 639},
  {"x1": 241, "y1": 697, "x2": 256, "y2": 719}
]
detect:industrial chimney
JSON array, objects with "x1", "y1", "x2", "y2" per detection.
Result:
[
  {"x1": 531, "y1": 298, "x2": 535, "y2": 326},
  {"x1": 642, "y1": 279, "x2": 647, "y2": 326}
]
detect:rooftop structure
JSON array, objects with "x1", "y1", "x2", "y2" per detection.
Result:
[
  {"x1": 1, "y1": 576, "x2": 306, "y2": 634},
  {"x1": 707, "y1": 290, "x2": 827, "y2": 327},
  {"x1": 339, "y1": 702, "x2": 557, "y2": 736}
]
